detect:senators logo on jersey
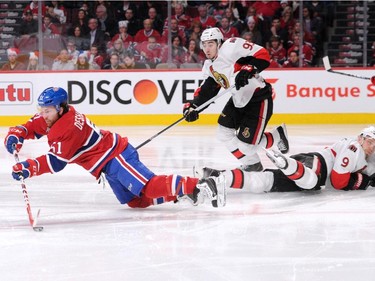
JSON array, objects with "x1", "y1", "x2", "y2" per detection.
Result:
[
  {"x1": 209, "y1": 65, "x2": 230, "y2": 89},
  {"x1": 242, "y1": 127, "x2": 251, "y2": 138}
]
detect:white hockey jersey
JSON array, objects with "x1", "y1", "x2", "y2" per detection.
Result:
[
  {"x1": 319, "y1": 138, "x2": 373, "y2": 189},
  {"x1": 201, "y1": 37, "x2": 270, "y2": 108}
]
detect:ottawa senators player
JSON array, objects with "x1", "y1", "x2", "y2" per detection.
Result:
[
  {"x1": 203, "y1": 126, "x2": 375, "y2": 193},
  {"x1": 183, "y1": 27, "x2": 289, "y2": 172},
  {"x1": 4, "y1": 87, "x2": 226, "y2": 208}
]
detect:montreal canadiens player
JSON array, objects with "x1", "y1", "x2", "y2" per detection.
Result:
[
  {"x1": 203, "y1": 126, "x2": 375, "y2": 193},
  {"x1": 4, "y1": 87, "x2": 226, "y2": 208},
  {"x1": 183, "y1": 27, "x2": 289, "y2": 172}
]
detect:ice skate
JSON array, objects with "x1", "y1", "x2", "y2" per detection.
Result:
[
  {"x1": 238, "y1": 162, "x2": 264, "y2": 172},
  {"x1": 264, "y1": 148, "x2": 288, "y2": 169},
  {"x1": 193, "y1": 174, "x2": 226, "y2": 207},
  {"x1": 276, "y1": 123, "x2": 289, "y2": 154}
]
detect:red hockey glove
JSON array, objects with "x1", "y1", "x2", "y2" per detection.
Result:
[
  {"x1": 12, "y1": 159, "x2": 39, "y2": 181},
  {"x1": 235, "y1": 65, "x2": 257, "y2": 90},
  {"x1": 183, "y1": 102, "x2": 199, "y2": 122},
  {"x1": 4, "y1": 126, "x2": 27, "y2": 154}
]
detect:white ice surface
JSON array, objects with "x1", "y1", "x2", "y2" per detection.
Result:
[{"x1": 1, "y1": 124, "x2": 375, "y2": 281}]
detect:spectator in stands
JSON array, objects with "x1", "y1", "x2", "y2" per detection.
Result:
[
  {"x1": 241, "y1": 32, "x2": 253, "y2": 42},
  {"x1": 23, "y1": 0, "x2": 46, "y2": 19},
  {"x1": 193, "y1": 4, "x2": 217, "y2": 29},
  {"x1": 69, "y1": 8, "x2": 90, "y2": 36},
  {"x1": 224, "y1": 8, "x2": 243, "y2": 35},
  {"x1": 283, "y1": 50, "x2": 307, "y2": 67},
  {"x1": 51, "y1": 49, "x2": 75, "y2": 70},
  {"x1": 148, "y1": 7, "x2": 164, "y2": 34},
  {"x1": 42, "y1": 14, "x2": 61, "y2": 36},
  {"x1": 111, "y1": 21, "x2": 134, "y2": 49},
  {"x1": 134, "y1": 19, "x2": 162, "y2": 44},
  {"x1": 219, "y1": 17, "x2": 239, "y2": 40},
  {"x1": 68, "y1": 26, "x2": 90, "y2": 51},
  {"x1": 136, "y1": 36, "x2": 162, "y2": 69},
  {"x1": 263, "y1": 16, "x2": 289, "y2": 49},
  {"x1": 241, "y1": 17, "x2": 262, "y2": 46},
  {"x1": 88, "y1": 44, "x2": 104, "y2": 69},
  {"x1": 120, "y1": 8, "x2": 141, "y2": 37},
  {"x1": 88, "y1": 18, "x2": 108, "y2": 53},
  {"x1": 95, "y1": 4, "x2": 117, "y2": 38},
  {"x1": 138, "y1": 1, "x2": 163, "y2": 20},
  {"x1": 75, "y1": 51, "x2": 97, "y2": 70},
  {"x1": 102, "y1": 53, "x2": 124, "y2": 70},
  {"x1": 106, "y1": 39, "x2": 127, "y2": 61},
  {"x1": 162, "y1": 18, "x2": 186, "y2": 46},
  {"x1": 280, "y1": 5, "x2": 295, "y2": 33},
  {"x1": 162, "y1": 35, "x2": 187, "y2": 67},
  {"x1": 268, "y1": 35, "x2": 287, "y2": 67},
  {"x1": 26, "y1": 51, "x2": 49, "y2": 71},
  {"x1": 19, "y1": 9, "x2": 38, "y2": 35},
  {"x1": 66, "y1": 41, "x2": 80, "y2": 63},
  {"x1": 45, "y1": 1, "x2": 66, "y2": 24},
  {"x1": 187, "y1": 20, "x2": 203, "y2": 43},
  {"x1": 1, "y1": 48, "x2": 25, "y2": 71},
  {"x1": 287, "y1": 34, "x2": 315, "y2": 66},
  {"x1": 251, "y1": 1, "x2": 280, "y2": 23},
  {"x1": 183, "y1": 39, "x2": 205, "y2": 65},
  {"x1": 114, "y1": 1, "x2": 137, "y2": 20},
  {"x1": 275, "y1": 0, "x2": 290, "y2": 18},
  {"x1": 121, "y1": 52, "x2": 147, "y2": 69},
  {"x1": 94, "y1": 0, "x2": 116, "y2": 19},
  {"x1": 164, "y1": 3, "x2": 191, "y2": 31}
]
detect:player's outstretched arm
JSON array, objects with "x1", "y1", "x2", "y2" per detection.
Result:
[{"x1": 4, "y1": 126, "x2": 27, "y2": 154}]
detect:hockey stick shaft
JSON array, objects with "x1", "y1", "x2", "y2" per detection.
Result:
[
  {"x1": 322, "y1": 56, "x2": 370, "y2": 80},
  {"x1": 13, "y1": 152, "x2": 43, "y2": 231},
  {"x1": 135, "y1": 85, "x2": 235, "y2": 150}
]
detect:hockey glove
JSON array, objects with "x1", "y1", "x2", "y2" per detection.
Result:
[
  {"x1": 4, "y1": 126, "x2": 27, "y2": 154},
  {"x1": 183, "y1": 102, "x2": 199, "y2": 122},
  {"x1": 12, "y1": 159, "x2": 39, "y2": 181},
  {"x1": 235, "y1": 65, "x2": 257, "y2": 90}
]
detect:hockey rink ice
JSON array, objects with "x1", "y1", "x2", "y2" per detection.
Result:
[{"x1": 1, "y1": 124, "x2": 375, "y2": 281}]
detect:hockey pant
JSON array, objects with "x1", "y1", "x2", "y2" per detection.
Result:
[
  {"x1": 217, "y1": 95, "x2": 280, "y2": 166},
  {"x1": 104, "y1": 143, "x2": 198, "y2": 208}
]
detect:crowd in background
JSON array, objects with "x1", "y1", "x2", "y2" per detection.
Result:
[{"x1": 1, "y1": 0, "x2": 333, "y2": 71}]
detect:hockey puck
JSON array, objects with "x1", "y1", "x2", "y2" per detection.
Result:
[
  {"x1": 371, "y1": 76, "x2": 375, "y2": 85},
  {"x1": 33, "y1": 226, "x2": 44, "y2": 232}
]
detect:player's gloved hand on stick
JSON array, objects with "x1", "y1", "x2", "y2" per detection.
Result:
[
  {"x1": 183, "y1": 102, "x2": 199, "y2": 122},
  {"x1": 235, "y1": 65, "x2": 257, "y2": 90},
  {"x1": 4, "y1": 126, "x2": 27, "y2": 154},
  {"x1": 12, "y1": 159, "x2": 39, "y2": 181}
]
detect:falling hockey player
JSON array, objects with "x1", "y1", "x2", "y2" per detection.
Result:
[
  {"x1": 202, "y1": 126, "x2": 375, "y2": 193},
  {"x1": 4, "y1": 87, "x2": 226, "y2": 208},
  {"x1": 183, "y1": 27, "x2": 289, "y2": 172}
]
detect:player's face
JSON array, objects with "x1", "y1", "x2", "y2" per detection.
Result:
[
  {"x1": 361, "y1": 137, "x2": 375, "y2": 157},
  {"x1": 202, "y1": 40, "x2": 218, "y2": 60},
  {"x1": 39, "y1": 106, "x2": 60, "y2": 128}
]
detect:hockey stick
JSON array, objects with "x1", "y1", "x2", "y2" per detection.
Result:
[
  {"x1": 322, "y1": 56, "x2": 375, "y2": 82},
  {"x1": 13, "y1": 152, "x2": 44, "y2": 232},
  {"x1": 135, "y1": 85, "x2": 235, "y2": 150}
]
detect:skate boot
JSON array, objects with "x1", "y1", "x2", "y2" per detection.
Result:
[
  {"x1": 276, "y1": 123, "x2": 289, "y2": 154},
  {"x1": 264, "y1": 149, "x2": 288, "y2": 169},
  {"x1": 238, "y1": 162, "x2": 264, "y2": 172},
  {"x1": 193, "y1": 174, "x2": 226, "y2": 207}
]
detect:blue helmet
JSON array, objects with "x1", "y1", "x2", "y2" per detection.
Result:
[{"x1": 38, "y1": 87, "x2": 68, "y2": 111}]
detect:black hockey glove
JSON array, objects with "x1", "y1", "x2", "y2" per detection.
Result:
[
  {"x1": 183, "y1": 102, "x2": 199, "y2": 122},
  {"x1": 235, "y1": 65, "x2": 257, "y2": 90}
]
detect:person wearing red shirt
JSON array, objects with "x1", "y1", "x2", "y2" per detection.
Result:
[
  {"x1": 134, "y1": 19, "x2": 162, "y2": 44},
  {"x1": 164, "y1": 3, "x2": 191, "y2": 31},
  {"x1": 5, "y1": 87, "x2": 225, "y2": 208},
  {"x1": 42, "y1": 14, "x2": 61, "y2": 35},
  {"x1": 219, "y1": 17, "x2": 239, "y2": 40},
  {"x1": 161, "y1": 18, "x2": 186, "y2": 46},
  {"x1": 268, "y1": 35, "x2": 286, "y2": 66},
  {"x1": 111, "y1": 20, "x2": 133, "y2": 49},
  {"x1": 193, "y1": 5, "x2": 217, "y2": 30},
  {"x1": 136, "y1": 36, "x2": 162, "y2": 68}
]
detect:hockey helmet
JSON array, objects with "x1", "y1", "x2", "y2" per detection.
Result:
[
  {"x1": 38, "y1": 87, "x2": 68, "y2": 111},
  {"x1": 200, "y1": 27, "x2": 224, "y2": 49},
  {"x1": 360, "y1": 126, "x2": 375, "y2": 139}
]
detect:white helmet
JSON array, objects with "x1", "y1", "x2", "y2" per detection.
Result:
[
  {"x1": 200, "y1": 27, "x2": 224, "y2": 49},
  {"x1": 360, "y1": 126, "x2": 375, "y2": 139}
]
